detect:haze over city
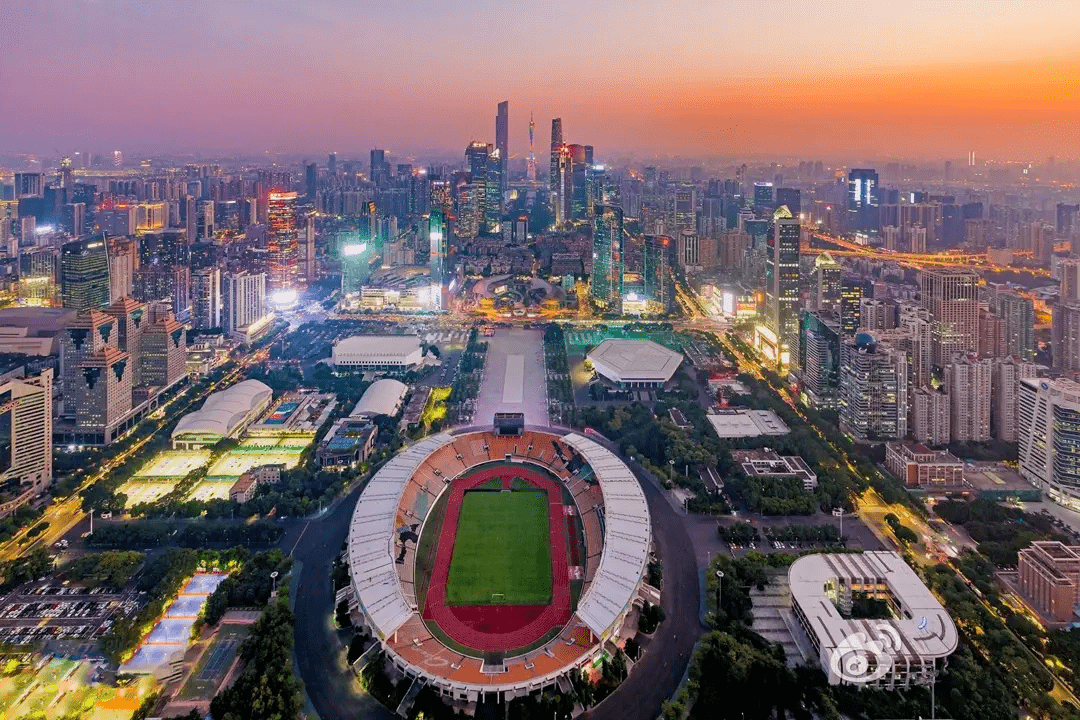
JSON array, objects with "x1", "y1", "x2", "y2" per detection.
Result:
[
  {"x1": 5, "y1": 4, "x2": 1080, "y2": 720},
  {"x1": 4, "y1": 0, "x2": 1080, "y2": 158}
]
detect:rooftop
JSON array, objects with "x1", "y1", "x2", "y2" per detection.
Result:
[
  {"x1": 705, "y1": 408, "x2": 790, "y2": 438},
  {"x1": 587, "y1": 339, "x2": 683, "y2": 382}
]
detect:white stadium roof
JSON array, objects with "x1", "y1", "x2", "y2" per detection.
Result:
[
  {"x1": 587, "y1": 339, "x2": 683, "y2": 383},
  {"x1": 562, "y1": 433, "x2": 651, "y2": 638},
  {"x1": 351, "y1": 379, "x2": 408, "y2": 417},
  {"x1": 332, "y1": 335, "x2": 423, "y2": 364},
  {"x1": 172, "y1": 379, "x2": 273, "y2": 439},
  {"x1": 348, "y1": 433, "x2": 454, "y2": 638},
  {"x1": 347, "y1": 430, "x2": 652, "y2": 643},
  {"x1": 789, "y1": 552, "x2": 958, "y2": 671}
]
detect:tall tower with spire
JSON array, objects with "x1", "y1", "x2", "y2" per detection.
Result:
[{"x1": 527, "y1": 112, "x2": 537, "y2": 182}]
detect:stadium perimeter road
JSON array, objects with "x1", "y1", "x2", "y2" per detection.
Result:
[
  {"x1": 286, "y1": 482, "x2": 395, "y2": 720},
  {"x1": 582, "y1": 455, "x2": 704, "y2": 720},
  {"x1": 286, "y1": 439, "x2": 701, "y2": 720}
]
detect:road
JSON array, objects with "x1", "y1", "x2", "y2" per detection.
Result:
[
  {"x1": 583, "y1": 456, "x2": 704, "y2": 720},
  {"x1": 288, "y1": 482, "x2": 394, "y2": 720}
]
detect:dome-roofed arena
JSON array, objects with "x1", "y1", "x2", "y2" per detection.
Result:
[{"x1": 345, "y1": 417, "x2": 651, "y2": 704}]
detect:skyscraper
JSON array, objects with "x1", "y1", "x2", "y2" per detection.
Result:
[
  {"x1": 919, "y1": 267, "x2": 980, "y2": 368},
  {"x1": 799, "y1": 310, "x2": 842, "y2": 409},
  {"x1": 60, "y1": 237, "x2": 111, "y2": 311},
  {"x1": 839, "y1": 277, "x2": 867, "y2": 336},
  {"x1": 465, "y1": 142, "x2": 493, "y2": 235},
  {"x1": 60, "y1": 310, "x2": 132, "y2": 445},
  {"x1": 191, "y1": 267, "x2": 222, "y2": 329},
  {"x1": 813, "y1": 252, "x2": 843, "y2": 312},
  {"x1": 495, "y1": 101, "x2": 508, "y2": 196},
  {"x1": 847, "y1": 168, "x2": 880, "y2": 233},
  {"x1": 267, "y1": 190, "x2": 300, "y2": 300},
  {"x1": 996, "y1": 292, "x2": 1035, "y2": 361},
  {"x1": 429, "y1": 210, "x2": 449, "y2": 307},
  {"x1": 766, "y1": 208, "x2": 801, "y2": 351},
  {"x1": 591, "y1": 205, "x2": 623, "y2": 309},
  {"x1": 642, "y1": 235, "x2": 673, "y2": 315},
  {"x1": 839, "y1": 332, "x2": 909, "y2": 441},
  {"x1": 305, "y1": 162, "x2": 317, "y2": 203},
  {"x1": 550, "y1": 118, "x2": 563, "y2": 202}
]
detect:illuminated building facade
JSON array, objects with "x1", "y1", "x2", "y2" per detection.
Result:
[
  {"x1": 847, "y1": 168, "x2": 879, "y2": 233},
  {"x1": 766, "y1": 209, "x2": 801, "y2": 354},
  {"x1": 267, "y1": 190, "x2": 300, "y2": 300},
  {"x1": 60, "y1": 237, "x2": 111, "y2": 311},
  {"x1": 840, "y1": 332, "x2": 909, "y2": 441},
  {"x1": 1019, "y1": 378, "x2": 1080, "y2": 512},
  {"x1": 642, "y1": 235, "x2": 673, "y2": 315},
  {"x1": 591, "y1": 205, "x2": 623, "y2": 310}
]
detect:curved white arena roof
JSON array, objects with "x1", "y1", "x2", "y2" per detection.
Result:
[
  {"x1": 352, "y1": 379, "x2": 408, "y2": 417},
  {"x1": 561, "y1": 433, "x2": 651, "y2": 637},
  {"x1": 172, "y1": 379, "x2": 273, "y2": 439},
  {"x1": 587, "y1": 339, "x2": 683, "y2": 383},
  {"x1": 789, "y1": 552, "x2": 958, "y2": 670},
  {"x1": 347, "y1": 433, "x2": 454, "y2": 637}
]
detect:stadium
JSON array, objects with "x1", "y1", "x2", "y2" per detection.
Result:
[{"x1": 346, "y1": 423, "x2": 651, "y2": 704}]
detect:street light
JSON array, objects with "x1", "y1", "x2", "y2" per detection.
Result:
[
  {"x1": 270, "y1": 570, "x2": 279, "y2": 596},
  {"x1": 714, "y1": 570, "x2": 724, "y2": 618}
]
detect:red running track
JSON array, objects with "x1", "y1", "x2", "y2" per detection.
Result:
[{"x1": 422, "y1": 465, "x2": 571, "y2": 652}]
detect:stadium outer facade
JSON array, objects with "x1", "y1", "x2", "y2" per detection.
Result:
[{"x1": 345, "y1": 427, "x2": 652, "y2": 703}]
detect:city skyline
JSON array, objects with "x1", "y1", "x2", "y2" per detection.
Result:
[{"x1": 4, "y1": 0, "x2": 1080, "y2": 159}]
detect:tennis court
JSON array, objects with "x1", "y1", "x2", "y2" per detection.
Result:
[
  {"x1": 120, "y1": 480, "x2": 175, "y2": 508},
  {"x1": 189, "y1": 480, "x2": 237, "y2": 501},
  {"x1": 131, "y1": 450, "x2": 212, "y2": 479},
  {"x1": 176, "y1": 624, "x2": 249, "y2": 702}
]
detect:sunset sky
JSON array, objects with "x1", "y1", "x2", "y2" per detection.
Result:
[{"x1": 3, "y1": 0, "x2": 1080, "y2": 160}]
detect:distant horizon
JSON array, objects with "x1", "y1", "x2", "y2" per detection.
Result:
[{"x1": 5, "y1": 1, "x2": 1080, "y2": 161}]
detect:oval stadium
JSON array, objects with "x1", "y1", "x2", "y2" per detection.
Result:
[{"x1": 345, "y1": 425, "x2": 651, "y2": 704}]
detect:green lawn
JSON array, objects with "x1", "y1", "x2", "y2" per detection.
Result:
[{"x1": 446, "y1": 490, "x2": 551, "y2": 605}]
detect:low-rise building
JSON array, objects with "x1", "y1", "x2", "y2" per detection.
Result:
[
  {"x1": 732, "y1": 448, "x2": 817, "y2": 490},
  {"x1": 884, "y1": 443, "x2": 964, "y2": 490},
  {"x1": 229, "y1": 463, "x2": 284, "y2": 504},
  {"x1": 1017, "y1": 541, "x2": 1080, "y2": 624},
  {"x1": 317, "y1": 419, "x2": 378, "y2": 468}
]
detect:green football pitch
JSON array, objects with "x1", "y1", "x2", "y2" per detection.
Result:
[{"x1": 446, "y1": 490, "x2": 552, "y2": 605}]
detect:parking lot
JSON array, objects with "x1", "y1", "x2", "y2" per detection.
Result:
[{"x1": 0, "y1": 582, "x2": 142, "y2": 645}]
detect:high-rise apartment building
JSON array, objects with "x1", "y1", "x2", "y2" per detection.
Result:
[
  {"x1": 997, "y1": 292, "x2": 1035, "y2": 361},
  {"x1": 223, "y1": 271, "x2": 270, "y2": 341},
  {"x1": 107, "y1": 237, "x2": 137, "y2": 304},
  {"x1": 947, "y1": 353, "x2": 992, "y2": 442},
  {"x1": 766, "y1": 210, "x2": 801, "y2": 351},
  {"x1": 920, "y1": 268, "x2": 980, "y2": 368},
  {"x1": 465, "y1": 142, "x2": 493, "y2": 234},
  {"x1": 1052, "y1": 303, "x2": 1080, "y2": 375},
  {"x1": 0, "y1": 368, "x2": 53, "y2": 517},
  {"x1": 191, "y1": 267, "x2": 221, "y2": 330},
  {"x1": 591, "y1": 205, "x2": 623, "y2": 310},
  {"x1": 912, "y1": 387, "x2": 950, "y2": 446},
  {"x1": 267, "y1": 190, "x2": 299, "y2": 299},
  {"x1": 860, "y1": 297, "x2": 895, "y2": 331},
  {"x1": 61, "y1": 237, "x2": 111, "y2": 311},
  {"x1": 992, "y1": 356, "x2": 1037, "y2": 442},
  {"x1": 1059, "y1": 258, "x2": 1080, "y2": 304},
  {"x1": 1018, "y1": 378, "x2": 1080, "y2": 511}
]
